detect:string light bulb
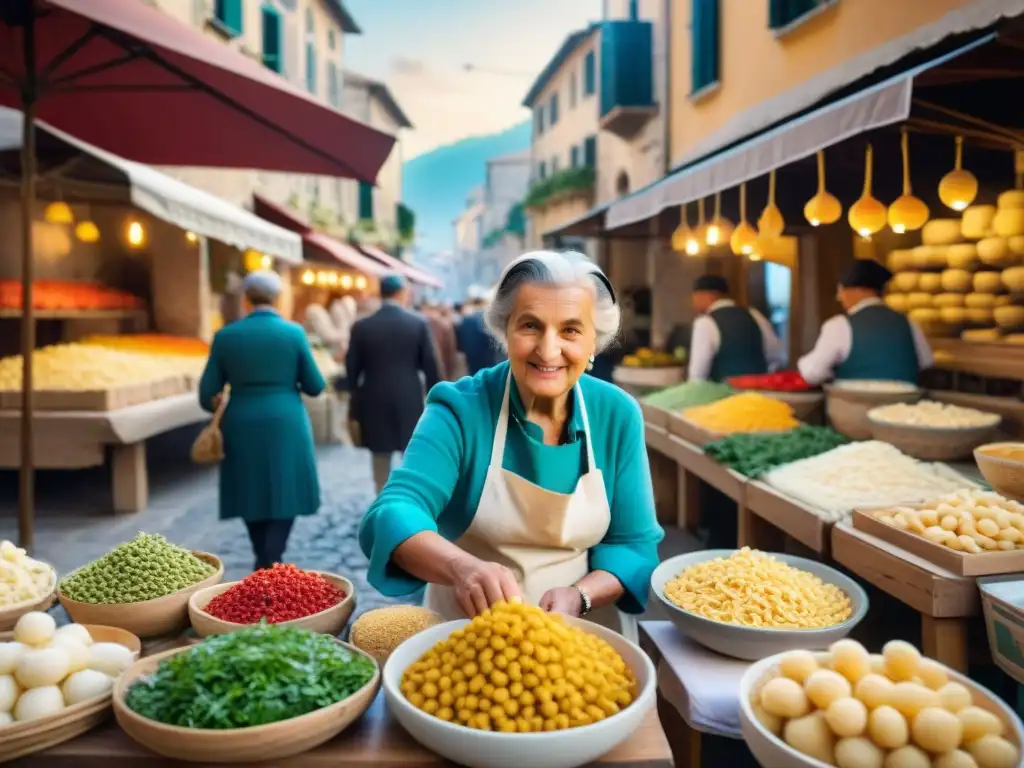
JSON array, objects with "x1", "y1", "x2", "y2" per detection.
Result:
[
  {"x1": 671, "y1": 203, "x2": 693, "y2": 254},
  {"x1": 301, "y1": 270, "x2": 315, "y2": 285},
  {"x1": 341, "y1": 274, "x2": 354, "y2": 289},
  {"x1": 803, "y1": 151, "x2": 842, "y2": 227},
  {"x1": 74, "y1": 221, "x2": 100, "y2": 243},
  {"x1": 355, "y1": 275, "x2": 368, "y2": 290},
  {"x1": 125, "y1": 219, "x2": 147, "y2": 249},
  {"x1": 686, "y1": 198, "x2": 707, "y2": 256},
  {"x1": 185, "y1": 231, "x2": 198, "y2": 244},
  {"x1": 938, "y1": 136, "x2": 977, "y2": 212},
  {"x1": 730, "y1": 183, "x2": 758, "y2": 256},
  {"x1": 848, "y1": 144, "x2": 887, "y2": 238},
  {"x1": 44, "y1": 201, "x2": 74, "y2": 226},
  {"x1": 757, "y1": 170, "x2": 785, "y2": 239},
  {"x1": 705, "y1": 192, "x2": 733, "y2": 247},
  {"x1": 888, "y1": 129, "x2": 929, "y2": 234}
]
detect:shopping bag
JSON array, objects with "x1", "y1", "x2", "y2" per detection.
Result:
[{"x1": 191, "y1": 387, "x2": 229, "y2": 464}]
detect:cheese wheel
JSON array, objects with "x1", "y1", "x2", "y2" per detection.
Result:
[
  {"x1": 961, "y1": 205, "x2": 997, "y2": 240},
  {"x1": 967, "y1": 307, "x2": 994, "y2": 326},
  {"x1": 962, "y1": 328, "x2": 1002, "y2": 342},
  {"x1": 908, "y1": 308, "x2": 940, "y2": 324},
  {"x1": 1004, "y1": 333, "x2": 1024, "y2": 344},
  {"x1": 994, "y1": 208, "x2": 1024, "y2": 238},
  {"x1": 1003, "y1": 267, "x2": 1024, "y2": 293},
  {"x1": 946, "y1": 243, "x2": 980, "y2": 271},
  {"x1": 978, "y1": 237, "x2": 1017, "y2": 268},
  {"x1": 996, "y1": 294, "x2": 1013, "y2": 307},
  {"x1": 911, "y1": 245, "x2": 947, "y2": 270},
  {"x1": 891, "y1": 272, "x2": 919, "y2": 292},
  {"x1": 940, "y1": 269, "x2": 972, "y2": 293},
  {"x1": 939, "y1": 306, "x2": 968, "y2": 325},
  {"x1": 906, "y1": 292, "x2": 933, "y2": 310},
  {"x1": 887, "y1": 249, "x2": 914, "y2": 273},
  {"x1": 922, "y1": 219, "x2": 963, "y2": 246},
  {"x1": 966, "y1": 293, "x2": 998, "y2": 309},
  {"x1": 1010, "y1": 236, "x2": 1024, "y2": 256},
  {"x1": 972, "y1": 272, "x2": 1004, "y2": 294},
  {"x1": 933, "y1": 293, "x2": 966, "y2": 308},
  {"x1": 917, "y1": 273, "x2": 942, "y2": 293},
  {"x1": 995, "y1": 305, "x2": 1024, "y2": 329},
  {"x1": 998, "y1": 190, "x2": 1024, "y2": 210},
  {"x1": 885, "y1": 294, "x2": 910, "y2": 313}
]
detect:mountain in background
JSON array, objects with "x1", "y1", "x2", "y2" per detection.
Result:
[{"x1": 403, "y1": 120, "x2": 531, "y2": 252}]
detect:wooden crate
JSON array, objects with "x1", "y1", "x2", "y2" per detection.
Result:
[
  {"x1": 666, "y1": 413, "x2": 719, "y2": 447},
  {"x1": 0, "y1": 376, "x2": 184, "y2": 412},
  {"x1": 639, "y1": 401, "x2": 670, "y2": 430},
  {"x1": 852, "y1": 508, "x2": 1024, "y2": 577},
  {"x1": 746, "y1": 481, "x2": 832, "y2": 555}
]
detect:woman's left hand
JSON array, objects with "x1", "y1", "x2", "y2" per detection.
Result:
[{"x1": 539, "y1": 587, "x2": 583, "y2": 617}]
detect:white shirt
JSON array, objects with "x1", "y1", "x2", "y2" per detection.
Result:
[
  {"x1": 797, "y1": 297, "x2": 934, "y2": 386},
  {"x1": 687, "y1": 299, "x2": 785, "y2": 382}
]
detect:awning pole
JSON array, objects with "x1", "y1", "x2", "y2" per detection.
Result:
[{"x1": 19, "y1": 8, "x2": 38, "y2": 551}]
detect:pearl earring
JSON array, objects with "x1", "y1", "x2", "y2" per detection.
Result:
[{"x1": 587, "y1": 355, "x2": 595, "y2": 372}]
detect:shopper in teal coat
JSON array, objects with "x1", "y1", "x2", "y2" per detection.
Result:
[{"x1": 199, "y1": 270, "x2": 326, "y2": 569}]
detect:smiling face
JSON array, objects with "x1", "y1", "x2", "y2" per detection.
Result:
[{"x1": 506, "y1": 282, "x2": 597, "y2": 402}]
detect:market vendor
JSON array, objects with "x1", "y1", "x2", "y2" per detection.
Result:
[
  {"x1": 358, "y1": 250, "x2": 664, "y2": 637},
  {"x1": 688, "y1": 274, "x2": 784, "y2": 382},
  {"x1": 798, "y1": 259, "x2": 933, "y2": 385}
]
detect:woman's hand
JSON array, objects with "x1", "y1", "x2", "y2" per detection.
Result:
[
  {"x1": 449, "y1": 554, "x2": 522, "y2": 617},
  {"x1": 539, "y1": 587, "x2": 583, "y2": 618}
]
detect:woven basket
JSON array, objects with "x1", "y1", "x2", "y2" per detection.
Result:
[
  {"x1": 824, "y1": 384, "x2": 922, "y2": 440},
  {"x1": 867, "y1": 415, "x2": 1000, "y2": 461},
  {"x1": 975, "y1": 444, "x2": 1024, "y2": 499}
]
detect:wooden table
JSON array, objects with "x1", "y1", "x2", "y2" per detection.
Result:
[
  {"x1": 831, "y1": 521, "x2": 981, "y2": 672},
  {"x1": 741, "y1": 481, "x2": 832, "y2": 557}
]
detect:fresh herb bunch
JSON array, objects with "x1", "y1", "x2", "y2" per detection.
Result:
[{"x1": 125, "y1": 624, "x2": 376, "y2": 729}]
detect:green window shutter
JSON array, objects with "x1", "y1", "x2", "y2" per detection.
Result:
[
  {"x1": 583, "y1": 52, "x2": 596, "y2": 96},
  {"x1": 691, "y1": 0, "x2": 720, "y2": 93},
  {"x1": 215, "y1": 0, "x2": 243, "y2": 36},
  {"x1": 358, "y1": 181, "x2": 374, "y2": 220},
  {"x1": 583, "y1": 136, "x2": 597, "y2": 168},
  {"x1": 305, "y1": 42, "x2": 317, "y2": 94},
  {"x1": 549, "y1": 93, "x2": 559, "y2": 125},
  {"x1": 570, "y1": 146, "x2": 580, "y2": 168},
  {"x1": 769, "y1": 0, "x2": 820, "y2": 28},
  {"x1": 260, "y1": 4, "x2": 283, "y2": 73},
  {"x1": 539, "y1": 161, "x2": 547, "y2": 180}
]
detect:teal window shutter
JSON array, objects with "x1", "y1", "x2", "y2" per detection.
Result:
[
  {"x1": 551, "y1": 156, "x2": 559, "y2": 173},
  {"x1": 305, "y1": 42, "x2": 317, "y2": 94},
  {"x1": 769, "y1": 0, "x2": 820, "y2": 28},
  {"x1": 583, "y1": 136, "x2": 596, "y2": 168},
  {"x1": 539, "y1": 161, "x2": 547, "y2": 180},
  {"x1": 570, "y1": 145, "x2": 579, "y2": 167},
  {"x1": 549, "y1": 93, "x2": 559, "y2": 125},
  {"x1": 358, "y1": 181, "x2": 374, "y2": 220},
  {"x1": 214, "y1": 0, "x2": 243, "y2": 37},
  {"x1": 583, "y1": 51, "x2": 596, "y2": 96},
  {"x1": 691, "y1": 0, "x2": 720, "y2": 93},
  {"x1": 534, "y1": 107, "x2": 544, "y2": 135},
  {"x1": 260, "y1": 5, "x2": 283, "y2": 73}
]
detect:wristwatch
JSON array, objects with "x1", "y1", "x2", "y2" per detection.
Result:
[{"x1": 572, "y1": 583, "x2": 592, "y2": 616}]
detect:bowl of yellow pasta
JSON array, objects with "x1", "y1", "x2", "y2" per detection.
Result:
[
  {"x1": 381, "y1": 603, "x2": 656, "y2": 768},
  {"x1": 650, "y1": 548, "x2": 868, "y2": 661}
]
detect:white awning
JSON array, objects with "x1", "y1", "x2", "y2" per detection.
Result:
[
  {"x1": 0, "y1": 108, "x2": 303, "y2": 264},
  {"x1": 605, "y1": 0, "x2": 1022, "y2": 232}
]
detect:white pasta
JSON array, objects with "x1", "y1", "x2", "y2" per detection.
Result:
[
  {"x1": 763, "y1": 442, "x2": 976, "y2": 521},
  {"x1": 869, "y1": 400, "x2": 1000, "y2": 428}
]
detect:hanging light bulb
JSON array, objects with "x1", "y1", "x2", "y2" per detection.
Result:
[
  {"x1": 125, "y1": 219, "x2": 147, "y2": 249},
  {"x1": 804, "y1": 151, "x2": 842, "y2": 227},
  {"x1": 327, "y1": 271, "x2": 339, "y2": 286},
  {"x1": 44, "y1": 201, "x2": 74, "y2": 226},
  {"x1": 888, "y1": 129, "x2": 930, "y2": 234},
  {"x1": 301, "y1": 270, "x2": 315, "y2": 285},
  {"x1": 260, "y1": 255, "x2": 273, "y2": 269},
  {"x1": 705, "y1": 192, "x2": 734, "y2": 247},
  {"x1": 340, "y1": 274, "x2": 354, "y2": 289},
  {"x1": 74, "y1": 221, "x2": 100, "y2": 243},
  {"x1": 748, "y1": 252, "x2": 763, "y2": 262},
  {"x1": 686, "y1": 199, "x2": 707, "y2": 256},
  {"x1": 938, "y1": 136, "x2": 978, "y2": 212},
  {"x1": 671, "y1": 203, "x2": 693, "y2": 254},
  {"x1": 758, "y1": 170, "x2": 785, "y2": 238},
  {"x1": 355, "y1": 275, "x2": 368, "y2": 290},
  {"x1": 730, "y1": 182, "x2": 758, "y2": 255},
  {"x1": 185, "y1": 231, "x2": 198, "y2": 244},
  {"x1": 848, "y1": 145, "x2": 887, "y2": 238}
]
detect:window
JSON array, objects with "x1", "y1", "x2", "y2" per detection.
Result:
[
  {"x1": 213, "y1": 0, "x2": 243, "y2": 36},
  {"x1": 551, "y1": 156, "x2": 559, "y2": 174},
  {"x1": 358, "y1": 181, "x2": 374, "y2": 220},
  {"x1": 305, "y1": 41, "x2": 317, "y2": 94},
  {"x1": 538, "y1": 161, "x2": 547, "y2": 180},
  {"x1": 570, "y1": 145, "x2": 580, "y2": 168},
  {"x1": 569, "y1": 72, "x2": 577, "y2": 108},
  {"x1": 305, "y1": 7, "x2": 315, "y2": 34},
  {"x1": 328, "y1": 29, "x2": 336, "y2": 50},
  {"x1": 327, "y1": 63, "x2": 340, "y2": 107},
  {"x1": 691, "y1": 0, "x2": 720, "y2": 93},
  {"x1": 583, "y1": 51, "x2": 596, "y2": 96},
  {"x1": 583, "y1": 136, "x2": 597, "y2": 168},
  {"x1": 768, "y1": 0, "x2": 822, "y2": 29},
  {"x1": 534, "y1": 106, "x2": 544, "y2": 136},
  {"x1": 549, "y1": 93, "x2": 559, "y2": 126},
  {"x1": 260, "y1": 4, "x2": 283, "y2": 73}
]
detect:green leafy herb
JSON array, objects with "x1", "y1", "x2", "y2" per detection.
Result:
[
  {"x1": 704, "y1": 425, "x2": 849, "y2": 478},
  {"x1": 125, "y1": 624, "x2": 375, "y2": 729}
]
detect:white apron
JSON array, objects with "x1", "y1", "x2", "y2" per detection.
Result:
[{"x1": 424, "y1": 374, "x2": 638, "y2": 642}]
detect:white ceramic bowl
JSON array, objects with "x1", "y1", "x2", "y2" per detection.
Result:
[
  {"x1": 650, "y1": 550, "x2": 869, "y2": 660},
  {"x1": 738, "y1": 652, "x2": 1024, "y2": 768},
  {"x1": 382, "y1": 618, "x2": 656, "y2": 768}
]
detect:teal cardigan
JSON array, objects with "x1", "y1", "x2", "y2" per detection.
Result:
[{"x1": 358, "y1": 362, "x2": 664, "y2": 614}]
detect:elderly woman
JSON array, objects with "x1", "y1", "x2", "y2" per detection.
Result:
[
  {"x1": 199, "y1": 270, "x2": 327, "y2": 570},
  {"x1": 359, "y1": 251, "x2": 663, "y2": 635}
]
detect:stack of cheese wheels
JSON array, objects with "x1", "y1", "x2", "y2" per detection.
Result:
[{"x1": 993, "y1": 191, "x2": 1024, "y2": 332}]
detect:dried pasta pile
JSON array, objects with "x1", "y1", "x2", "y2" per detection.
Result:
[{"x1": 663, "y1": 548, "x2": 853, "y2": 629}]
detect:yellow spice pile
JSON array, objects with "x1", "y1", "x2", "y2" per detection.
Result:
[
  {"x1": 683, "y1": 392, "x2": 799, "y2": 434},
  {"x1": 401, "y1": 599, "x2": 635, "y2": 732},
  {"x1": 664, "y1": 548, "x2": 853, "y2": 629},
  {"x1": 350, "y1": 605, "x2": 444, "y2": 664}
]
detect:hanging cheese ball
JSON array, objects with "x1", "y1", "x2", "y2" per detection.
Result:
[
  {"x1": 778, "y1": 650, "x2": 818, "y2": 685},
  {"x1": 966, "y1": 734, "x2": 1021, "y2": 768},
  {"x1": 869, "y1": 705, "x2": 910, "y2": 749},
  {"x1": 911, "y1": 706, "x2": 962, "y2": 754},
  {"x1": 884, "y1": 745, "x2": 933, "y2": 768},
  {"x1": 805, "y1": 669, "x2": 852, "y2": 710},
  {"x1": 882, "y1": 640, "x2": 921, "y2": 682},
  {"x1": 760, "y1": 676, "x2": 810, "y2": 719},
  {"x1": 825, "y1": 697, "x2": 868, "y2": 738},
  {"x1": 835, "y1": 736, "x2": 885, "y2": 768},
  {"x1": 830, "y1": 639, "x2": 871, "y2": 684},
  {"x1": 783, "y1": 711, "x2": 836, "y2": 765}
]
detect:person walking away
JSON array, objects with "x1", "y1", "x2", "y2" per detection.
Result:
[
  {"x1": 303, "y1": 289, "x2": 343, "y2": 357},
  {"x1": 687, "y1": 275, "x2": 784, "y2": 382},
  {"x1": 423, "y1": 303, "x2": 459, "y2": 381},
  {"x1": 328, "y1": 293, "x2": 358, "y2": 360},
  {"x1": 347, "y1": 274, "x2": 440, "y2": 493},
  {"x1": 456, "y1": 298, "x2": 504, "y2": 374},
  {"x1": 198, "y1": 271, "x2": 326, "y2": 570},
  {"x1": 798, "y1": 259, "x2": 933, "y2": 385}
]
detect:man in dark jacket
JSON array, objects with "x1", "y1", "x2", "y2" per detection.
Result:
[
  {"x1": 346, "y1": 274, "x2": 440, "y2": 493},
  {"x1": 455, "y1": 299, "x2": 504, "y2": 374}
]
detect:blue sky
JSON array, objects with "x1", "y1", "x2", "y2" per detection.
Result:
[{"x1": 342, "y1": 0, "x2": 602, "y2": 158}]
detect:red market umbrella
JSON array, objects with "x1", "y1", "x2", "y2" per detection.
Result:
[{"x1": 1, "y1": 0, "x2": 397, "y2": 548}]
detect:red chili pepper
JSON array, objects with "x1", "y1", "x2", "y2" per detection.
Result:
[
  {"x1": 728, "y1": 371, "x2": 811, "y2": 392},
  {"x1": 204, "y1": 563, "x2": 345, "y2": 624}
]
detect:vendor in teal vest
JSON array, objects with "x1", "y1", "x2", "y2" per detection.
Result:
[
  {"x1": 798, "y1": 259, "x2": 933, "y2": 385},
  {"x1": 687, "y1": 275, "x2": 784, "y2": 382}
]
